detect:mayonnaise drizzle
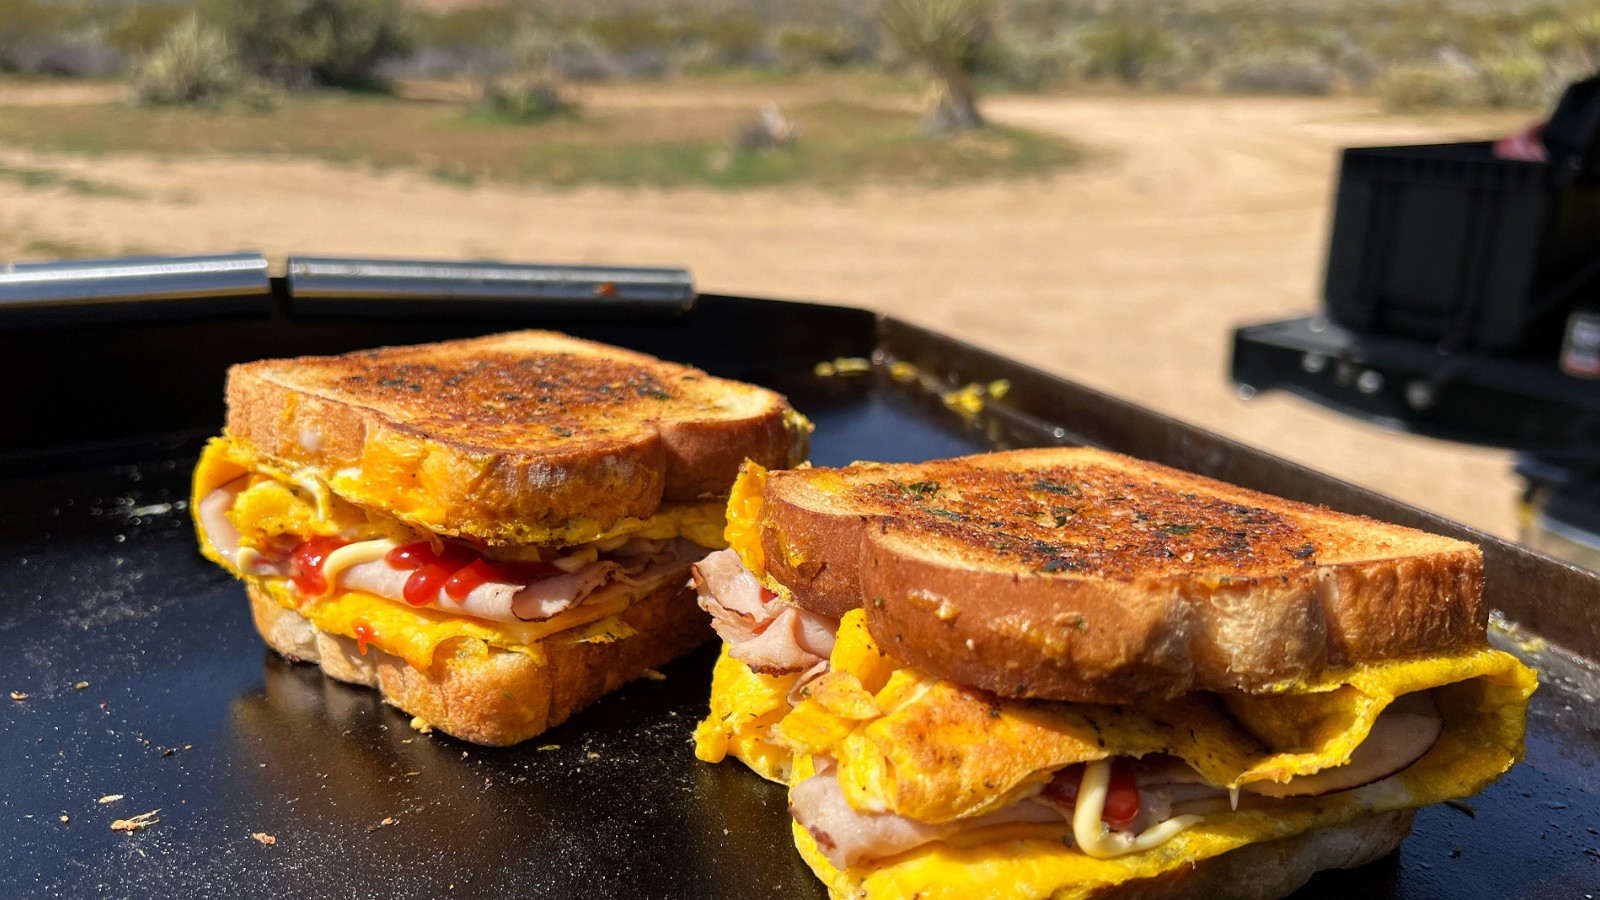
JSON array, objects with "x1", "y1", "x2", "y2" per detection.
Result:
[
  {"x1": 319, "y1": 538, "x2": 400, "y2": 595},
  {"x1": 1072, "y1": 759, "x2": 1204, "y2": 859}
]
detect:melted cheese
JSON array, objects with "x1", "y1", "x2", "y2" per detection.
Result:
[
  {"x1": 249, "y1": 570, "x2": 635, "y2": 670},
  {"x1": 699, "y1": 608, "x2": 1537, "y2": 898}
]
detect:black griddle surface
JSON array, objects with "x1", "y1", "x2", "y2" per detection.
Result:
[{"x1": 2, "y1": 377, "x2": 1597, "y2": 899}]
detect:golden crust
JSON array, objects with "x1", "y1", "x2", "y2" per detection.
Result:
[
  {"x1": 758, "y1": 448, "x2": 1485, "y2": 702},
  {"x1": 246, "y1": 578, "x2": 711, "y2": 746},
  {"x1": 225, "y1": 330, "x2": 802, "y2": 545}
]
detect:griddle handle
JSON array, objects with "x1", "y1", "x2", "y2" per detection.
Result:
[
  {"x1": 286, "y1": 256, "x2": 695, "y2": 319},
  {"x1": 0, "y1": 253, "x2": 272, "y2": 327}
]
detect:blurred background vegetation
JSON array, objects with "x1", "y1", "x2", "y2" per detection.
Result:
[
  {"x1": 2, "y1": 0, "x2": 1598, "y2": 189},
  {"x1": 3, "y1": 0, "x2": 1599, "y2": 110}
]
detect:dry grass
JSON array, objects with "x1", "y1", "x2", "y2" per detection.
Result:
[{"x1": 0, "y1": 73, "x2": 1080, "y2": 189}]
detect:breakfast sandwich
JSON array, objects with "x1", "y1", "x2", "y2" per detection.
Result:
[
  {"x1": 692, "y1": 448, "x2": 1536, "y2": 899},
  {"x1": 193, "y1": 330, "x2": 809, "y2": 746}
]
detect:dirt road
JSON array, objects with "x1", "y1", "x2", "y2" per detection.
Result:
[{"x1": 0, "y1": 88, "x2": 1528, "y2": 537}]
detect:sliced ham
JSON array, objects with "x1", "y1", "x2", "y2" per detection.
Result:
[
  {"x1": 790, "y1": 760, "x2": 1068, "y2": 869},
  {"x1": 693, "y1": 548, "x2": 838, "y2": 674},
  {"x1": 198, "y1": 480, "x2": 291, "y2": 577},
  {"x1": 693, "y1": 547, "x2": 772, "y2": 620},
  {"x1": 334, "y1": 537, "x2": 705, "y2": 623},
  {"x1": 197, "y1": 479, "x2": 248, "y2": 566},
  {"x1": 203, "y1": 476, "x2": 707, "y2": 624}
]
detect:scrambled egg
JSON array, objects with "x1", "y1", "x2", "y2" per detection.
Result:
[
  {"x1": 195, "y1": 434, "x2": 730, "y2": 552},
  {"x1": 695, "y1": 609, "x2": 1537, "y2": 899},
  {"x1": 192, "y1": 435, "x2": 708, "y2": 670}
]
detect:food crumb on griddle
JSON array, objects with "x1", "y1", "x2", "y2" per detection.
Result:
[
  {"x1": 640, "y1": 669, "x2": 667, "y2": 681},
  {"x1": 367, "y1": 817, "x2": 397, "y2": 833},
  {"x1": 537, "y1": 744, "x2": 559, "y2": 751},
  {"x1": 98, "y1": 794, "x2": 124, "y2": 804},
  {"x1": 403, "y1": 771, "x2": 421, "y2": 778},
  {"x1": 251, "y1": 832, "x2": 276, "y2": 846},
  {"x1": 110, "y1": 809, "x2": 160, "y2": 832},
  {"x1": 9, "y1": 691, "x2": 26, "y2": 701},
  {"x1": 74, "y1": 681, "x2": 89, "y2": 690},
  {"x1": 586, "y1": 751, "x2": 600, "y2": 759},
  {"x1": 409, "y1": 716, "x2": 432, "y2": 733},
  {"x1": 59, "y1": 815, "x2": 69, "y2": 824}
]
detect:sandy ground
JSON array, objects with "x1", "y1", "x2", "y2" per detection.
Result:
[{"x1": 0, "y1": 87, "x2": 1529, "y2": 538}]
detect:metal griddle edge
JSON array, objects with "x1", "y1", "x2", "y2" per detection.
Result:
[{"x1": 0, "y1": 256, "x2": 1596, "y2": 898}]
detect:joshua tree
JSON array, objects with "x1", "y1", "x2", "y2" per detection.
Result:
[{"x1": 880, "y1": 0, "x2": 992, "y2": 134}]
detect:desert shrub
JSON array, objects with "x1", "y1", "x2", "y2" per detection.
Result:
[
  {"x1": 880, "y1": 0, "x2": 994, "y2": 133},
  {"x1": 131, "y1": 14, "x2": 240, "y2": 106},
  {"x1": 1218, "y1": 48, "x2": 1334, "y2": 95},
  {"x1": 212, "y1": 0, "x2": 412, "y2": 90},
  {"x1": 477, "y1": 26, "x2": 578, "y2": 123},
  {"x1": 0, "y1": 0, "x2": 122, "y2": 76},
  {"x1": 983, "y1": 26, "x2": 1080, "y2": 90},
  {"x1": 684, "y1": 12, "x2": 768, "y2": 67},
  {"x1": 1077, "y1": 16, "x2": 1173, "y2": 85},
  {"x1": 583, "y1": 12, "x2": 676, "y2": 56},
  {"x1": 1479, "y1": 48, "x2": 1549, "y2": 107},
  {"x1": 774, "y1": 24, "x2": 863, "y2": 70},
  {"x1": 481, "y1": 70, "x2": 574, "y2": 121},
  {"x1": 108, "y1": 5, "x2": 195, "y2": 56},
  {"x1": 1377, "y1": 60, "x2": 1486, "y2": 111},
  {"x1": 411, "y1": 5, "x2": 518, "y2": 52},
  {"x1": 0, "y1": 0, "x2": 74, "y2": 71}
]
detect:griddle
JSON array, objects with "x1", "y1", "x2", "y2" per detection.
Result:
[{"x1": 2, "y1": 256, "x2": 1597, "y2": 898}]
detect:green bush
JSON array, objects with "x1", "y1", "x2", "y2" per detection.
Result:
[
  {"x1": 685, "y1": 12, "x2": 766, "y2": 65},
  {"x1": 1078, "y1": 17, "x2": 1173, "y2": 85},
  {"x1": 212, "y1": 0, "x2": 411, "y2": 90},
  {"x1": 478, "y1": 27, "x2": 577, "y2": 123},
  {"x1": 583, "y1": 12, "x2": 676, "y2": 55},
  {"x1": 1479, "y1": 48, "x2": 1548, "y2": 107},
  {"x1": 775, "y1": 24, "x2": 863, "y2": 70},
  {"x1": 0, "y1": 0, "x2": 79, "y2": 71},
  {"x1": 107, "y1": 5, "x2": 197, "y2": 56},
  {"x1": 1377, "y1": 60, "x2": 1486, "y2": 111},
  {"x1": 131, "y1": 14, "x2": 240, "y2": 106},
  {"x1": 412, "y1": 5, "x2": 519, "y2": 51},
  {"x1": 983, "y1": 27, "x2": 1080, "y2": 90}
]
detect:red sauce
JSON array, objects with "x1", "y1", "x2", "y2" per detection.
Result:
[
  {"x1": 382, "y1": 540, "x2": 550, "y2": 607},
  {"x1": 443, "y1": 558, "x2": 502, "y2": 601},
  {"x1": 290, "y1": 536, "x2": 349, "y2": 596},
  {"x1": 352, "y1": 620, "x2": 375, "y2": 656},
  {"x1": 1102, "y1": 757, "x2": 1141, "y2": 829},
  {"x1": 1041, "y1": 758, "x2": 1141, "y2": 830}
]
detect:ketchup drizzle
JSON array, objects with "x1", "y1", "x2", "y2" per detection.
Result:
[
  {"x1": 382, "y1": 540, "x2": 551, "y2": 607},
  {"x1": 290, "y1": 536, "x2": 349, "y2": 596}
]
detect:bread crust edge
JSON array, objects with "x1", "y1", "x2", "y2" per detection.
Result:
[{"x1": 246, "y1": 576, "x2": 710, "y2": 745}]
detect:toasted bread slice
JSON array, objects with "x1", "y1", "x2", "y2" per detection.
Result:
[
  {"x1": 756, "y1": 448, "x2": 1484, "y2": 702},
  {"x1": 246, "y1": 576, "x2": 709, "y2": 746},
  {"x1": 226, "y1": 331, "x2": 806, "y2": 546}
]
